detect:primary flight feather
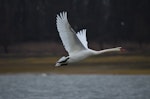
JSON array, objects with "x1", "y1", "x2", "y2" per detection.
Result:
[{"x1": 56, "y1": 12, "x2": 85, "y2": 55}]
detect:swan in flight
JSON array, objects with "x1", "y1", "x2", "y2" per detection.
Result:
[{"x1": 55, "y1": 12, "x2": 124, "y2": 66}]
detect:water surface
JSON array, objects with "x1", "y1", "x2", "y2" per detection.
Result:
[{"x1": 0, "y1": 74, "x2": 150, "y2": 99}]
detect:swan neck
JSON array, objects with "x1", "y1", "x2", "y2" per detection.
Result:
[{"x1": 94, "y1": 47, "x2": 120, "y2": 55}]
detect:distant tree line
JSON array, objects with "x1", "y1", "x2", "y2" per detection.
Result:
[{"x1": 0, "y1": 0, "x2": 150, "y2": 53}]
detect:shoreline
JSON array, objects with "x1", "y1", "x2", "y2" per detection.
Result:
[{"x1": 0, "y1": 55, "x2": 150, "y2": 75}]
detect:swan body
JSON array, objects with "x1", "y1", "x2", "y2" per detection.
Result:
[{"x1": 55, "y1": 12, "x2": 123, "y2": 66}]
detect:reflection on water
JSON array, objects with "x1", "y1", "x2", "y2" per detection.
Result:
[{"x1": 0, "y1": 74, "x2": 150, "y2": 99}]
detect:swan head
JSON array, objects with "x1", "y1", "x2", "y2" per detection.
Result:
[
  {"x1": 111, "y1": 47, "x2": 125, "y2": 52},
  {"x1": 55, "y1": 56, "x2": 69, "y2": 67},
  {"x1": 119, "y1": 47, "x2": 126, "y2": 52}
]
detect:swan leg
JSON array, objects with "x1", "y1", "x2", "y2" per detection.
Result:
[
  {"x1": 55, "y1": 56, "x2": 69, "y2": 66},
  {"x1": 58, "y1": 56, "x2": 69, "y2": 63}
]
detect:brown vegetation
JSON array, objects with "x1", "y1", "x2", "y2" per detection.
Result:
[{"x1": 0, "y1": 55, "x2": 150, "y2": 74}]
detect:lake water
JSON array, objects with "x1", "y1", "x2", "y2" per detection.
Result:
[{"x1": 0, "y1": 74, "x2": 150, "y2": 99}]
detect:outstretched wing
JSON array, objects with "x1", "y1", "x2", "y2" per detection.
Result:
[
  {"x1": 56, "y1": 12, "x2": 86, "y2": 55},
  {"x1": 76, "y1": 29, "x2": 88, "y2": 49}
]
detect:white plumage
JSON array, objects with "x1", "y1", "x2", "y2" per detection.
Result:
[
  {"x1": 55, "y1": 12, "x2": 123, "y2": 66},
  {"x1": 56, "y1": 12, "x2": 85, "y2": 56},
  {"x1": 76, "y1": 29, "x2": 88, "y2": 49}
]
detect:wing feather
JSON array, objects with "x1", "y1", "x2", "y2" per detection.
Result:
[
  {"x1": 56, "y1": 12, "x2": 85, "y2": 55},
  {"x1": 76, "y1": 29, "x2": 88, "y2": 49}
]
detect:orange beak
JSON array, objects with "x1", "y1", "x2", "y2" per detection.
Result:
[{"x1": 120, "y1": 47, "x2": 126, "y2": 52}]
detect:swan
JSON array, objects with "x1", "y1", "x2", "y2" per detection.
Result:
[{"x1": 55, "y1": 12, "x2": 124, "y2": 66}]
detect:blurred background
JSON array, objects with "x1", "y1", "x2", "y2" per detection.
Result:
[
  {"x1": 1, "y1": 1, "x2": 150, "y2": 98},
  {"x1": 0, "y1": 0, "x2": 150, "y2": 74}
]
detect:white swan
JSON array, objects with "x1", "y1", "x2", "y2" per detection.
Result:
[{"x1": 55, "y1": 12, "x2": 124, "y2": 66}]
